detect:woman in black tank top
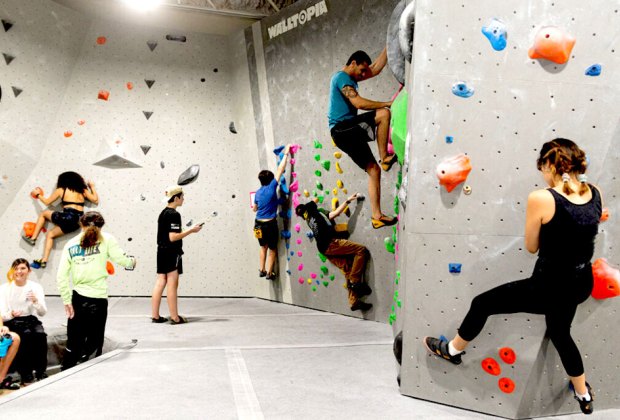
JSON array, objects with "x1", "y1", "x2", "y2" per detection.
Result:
[
  {"x1": 22, "y1": 171, "x2": 99, "y2": 269},
  {"x1": 423, "y1": 139, "x2": 604, "y2": 415}
]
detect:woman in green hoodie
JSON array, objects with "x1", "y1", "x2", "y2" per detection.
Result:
[{"x1": 56, "y1": 212, "x2": 136, "y2": 370}]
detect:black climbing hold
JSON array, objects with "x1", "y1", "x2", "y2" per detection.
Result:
[
  {"x1": 11, "y1": 86, "x2": 22, "y2": 97},
  {"x1": 166, "y1": 34, "x2": 186, "y2": 42},
  {"x1": 143, "y1": 111, "x2": 153, "y2": 120},
  {"x1": 192, "y1": 140, "x2": 196, "y2": 144},
  {"x1": 147, "y1": 40, "x2": 157, "y2": 52},
  {"x1": 145, "y1": 79, "x2": 155, "y2": 89},
  {"x1": 128, "y1": 237, "x2": 132, "y2": 241},
  {"x1": 140, "y1": 145, "x2": 151, "y2": 155},
  {"x1": 200, "y1": 78, "x2": 205, "y2": 82},
  {"x1": 232, "y1": 194, "x2": 236, "y2": 199},
  {"x1": 229, "y1": 122, "x2": 237, "y2": 134},
  {"x1": 3, "y1": 53, "x2": 15, "y2": 66},
  {"x1": 1, "y1": 19, "x2": 13, "y2": 32},
  {"x1": 213, "y1": 68, "x2": 218, "y2": 73},
  {"x1": 177, "y1": 164, "x2": 200, "y2": 186}
]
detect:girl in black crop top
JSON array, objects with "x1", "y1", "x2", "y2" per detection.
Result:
[
  {"x1": 424, "y1": 139, "x2": 603, "y2": 415},
  {"x1": 22, "y1": 171, "x2": 98, "y2": 269}
]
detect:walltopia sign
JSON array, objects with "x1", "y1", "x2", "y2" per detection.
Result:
[{"x1": 266, "y1": 0, "x2": 329, "y2": 40}]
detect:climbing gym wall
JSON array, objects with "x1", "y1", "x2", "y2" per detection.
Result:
[
  {"x1": 0, "y1": 0, "x2": 261, "y2": 297},
  {"x1": 246, "y1": 0, "x2": 402, "y2": 321},
  {"x1": 398, "y1": 0, "x2": 620, "y2": 418}
]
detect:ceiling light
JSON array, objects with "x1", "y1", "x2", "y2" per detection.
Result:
[{"x1": 122, "y1": 0, "x2": 162, "y2": 12}]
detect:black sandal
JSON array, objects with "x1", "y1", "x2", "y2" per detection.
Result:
[{"x1": 0, "y1": 376, "x2": 20, "y2": 390}]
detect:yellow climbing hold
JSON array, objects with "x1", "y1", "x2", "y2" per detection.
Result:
[
  {"x1": 331, "y1": 197, "x2": 339, "y2": 211},
  {"x1": 303, "y1": 190, "x2": 310, "y2": 197},
  {"x1": 334, "y1": 151, "x2": 342, "y2": 159},
  {"x1": 335, "y1": 162, "x2": 343, "y2": 174},
  {"x1": 332, "y1": 188, "x2": 338, "y2": 196},
  {"x1": 342, "y1": 188, "x2": 348, "y2": 194},
  {"x1": 307, "y1": 278, "x2": 312, "y2": 284},
  {"x1": 336, "y1": 179, "x2": 344, "y2": 189}
]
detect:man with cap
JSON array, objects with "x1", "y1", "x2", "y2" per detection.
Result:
[{"x1": 151, "y1": 186, "x2": 202, "y2": 324}]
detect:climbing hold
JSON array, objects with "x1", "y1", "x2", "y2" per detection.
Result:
[
  {"x1": 336, "y1": 179, "x2": 344, "y2": 189},
  {"x1": 451, "y1": 82, "x2": 474, "y2": 98},
  {"x1": 317, "y1": 195, "x2": 324, "y2": 204},
  {"x1": 294, "y1": 223, "x2": 301, "y2": 233},
  {"x1": 499, "y1": 347, "x2": 516, "y2": 365},
  {"x1": 11, "y1": 86, "x2": 22, "y2": 98},
  {"x1": 387, "y1": 0, "x2": 407, "y2": 84},
  {"x1": 30, "y1": 187, "x2": 44, "y2": 199},
  {"x1": 77, "y1": 119, "x2": 85, "y2": 126},
  {"x1": 342, "y1": 188, "x2": 348, "y2": 194},
  {"x1": 22, "y1": 222, "x2": 36, "y2": 238},
  {"x1": 323, "y1": 281, "x2": 329, "y2": 287},
  {"x1": 481, "y1": 18, "x2": 508, "y2": 51},
  {"x1": 332, "y1": 188, "x2": 338, "y2": 196},
  {"x1": 318, "y1": 253, "x2": 327, "y2": 263},
  {"x1": 321, "y1": 160, "x2": 331, "y2": 171},
  {"x1": 314, "y1": 154, "x2": 321, "y2": 161},
  {"x1": 600, "y1": 207, "x2": 609, "y2": 222},
  {"x1": 229, "y1": 122, "x2": 237, "y2": 133},
  {"x1": 331, "y1": 197, "x2": 339, "y2": 211},
  {"x1": 384, "y1": 237, "x2": 396, "y2": 253},
  {"x1": 390, "y1": 89, "x2": 408, "y2": 164},
  {"x1": 436, "y1": 154, "x2": 472, "y2": 192},
  {"x1": 481, "y1": 358, "x2": 501, "y2": 376},
  {"x1": 312, "y1": 286, "x2": 317, "y2": 292},
  {"x1": 145, "y1": 79, "x2": 155, "y2": 89},
  {"x1": 296, "y1": 238, "x2": 302, "y2": 244},
  {"x1": 2, "y1": 53, "x2": 15, "y2": 66},
  {"x1": 463, "y1": 185, "x2": 472, "y2": 195},
  {"x1": 106, "y1": 261, "x2": 115, "y2": 275},
  {"x1": 140, "y1": 194, "x2": 146, "y2": 201},
  {"x1": 315, "y1": 170, "x2": 322, "y2": 177},
  {"x1": 334, "y1": 151, "x2": 342, "y2": 159},
  {"x1": 306, "y1": 231, "x2": 314, "y2": 239},
  {"x1": 398, "y1": 0, "x2": 415, "y2": 62},
  {"x1": 64, "y1": 131, "x2": 73, "y2": 138},
  {"x1": 307, "y1": 279, "x2": 312, "y2": 284},
  {"x1": 591, "y1": 258, "x2": 620, "y2": 299},
  {"x1": 147, "y1": 40, "x2": 158, "y2": 52},
  {"x1": 297, "y1": 251, "x2": 303, "y2": 257},
  {"x1": 445, "y1": 136, "x2": 454, "y2": 144},
  {"x1": 320, "y1": 266, "x2": 328, "y2": 275},
  {"x1": 279, "y1": 177, "x2": 289, "y2": 194},
  {"x1": 280, "y1": 230, "x2": 291, "y2": 239},
  {"x1": 310, "y1": 272, "x2": 317, "y2": 279},
  {"x1": 285, "y1": 242, "x2": 290, "y2": 250},
  {"x1": 96, "y1": 36, "x2": 107, "y2": 45},
  {"x1": 140, "y1": 145, "x2": 151, "y2": 155},
  {"x1": 292, "y1": 172, "x2": 297, "y2": 178},
  {"x1": 143, "y1": 111, "x2": 153, "y2": 120},
  {"x1": 177, "y1": 164, "x2": 200, "y2": 185},
  {"x1": 303, "y1": 190, "x2": 310, "y2": 198},
  {"x1": 298, "y1": 277, "x2": 304, "y2": 284},
  {"x1": 330, "y1": 275, "x2": 335, "y2": 281},
  {"x1": 290, "y1": 180, "x2": 299, "y2": 193},
  {"x1": 1, "y1": 19, "x2": 14, "y2": 32},
  {"x1": 290, "y1": 144, "x2": 301, "y2": 154},
  {"x1": 313, "y1": 139, "x2": 323, "y2": 149},
  {"x1": 528, "y1": 26, "x2": 575, "y2": 65},
  {"x1": 335, "y1": 162, "x2": 343, "y2": 174},
  {"x1": 316, "y1": 181, "x2": 323, "y2": 191},
  {"x1": 585, "y1": 64, "x2": 602, "y2": 76},
  {"x1": 166, "y1": 34, "x2": 187, "y2": 42},
  {"x1": 126, "y1": 82, "x2": 134, "y2": 90},
  {"x1": 498, "y1": 377, "x2": 515, "y2": 394},
  {"x1": 289, "y1": 251, "x2": 294, "y2": 256},
  {"x1": 298, "y1": 263, "x2": 304, "y2": 271},
  {"x1": 98, "y1": 90, "x2": 110, "y2": 101},
  {"x1": 448, "y1": 263, "x2": 462, "y2": 274},
  {"x1": 160, "y1": 161, "x2": 165, "y2": 169}
]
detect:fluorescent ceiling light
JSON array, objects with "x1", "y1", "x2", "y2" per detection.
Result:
[{"x1": 122, "y1": 0, "x2": 162, "y2": 12}]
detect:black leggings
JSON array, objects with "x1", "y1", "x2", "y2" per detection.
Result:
[
  {"x1": 61, "y1": 291, "x2": 108, "y2": 370},
  {"x1": 5, "y1": 316, "x2": 47, "y2": 378},
  {"x1": 458, "y1": 259, "x2": 593, "y2": 377}
]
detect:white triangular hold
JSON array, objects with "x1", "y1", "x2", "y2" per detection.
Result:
[{"x1": 93, "y1": 135, "x2": 142, "y2": 169}]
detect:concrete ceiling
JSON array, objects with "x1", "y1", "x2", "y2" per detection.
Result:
[{"x1": 52, "y1": 0, "x2": 299, "y2": 35}]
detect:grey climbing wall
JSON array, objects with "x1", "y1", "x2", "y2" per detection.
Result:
[
  {"x1": 248, "y1": 0, "x2": 402, "y2": 321},
  {"x1": 398, "y1": 0, "x2": 620, "y2": 418},
  {"x1": 0, "y1": 0, "x2": 261, "y2": 297}
]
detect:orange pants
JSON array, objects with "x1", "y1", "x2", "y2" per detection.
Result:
[{"x1": 323, "y1": 239, "x2": 369, "y2": 306}]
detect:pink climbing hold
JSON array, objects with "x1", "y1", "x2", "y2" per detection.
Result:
[
  {"x1": 298, "y1": 263, "x2": 304, "y2": 271},
  {"x1": 290, "y1": 180, "x2": 299, "y2": 192},
  {"x1": 290, "y1": 144, "x2": 301, "y2": 154},
  {"x1": 297, "y1": 251, "x2": 303, "y2": 257},
  {"x1": 310, "y1": 272, "x2": 317, "y2": 279},
  {"x1": 298, "y1": 277, "x2": 304, "y2": 284},
  {"x1": 296, "y1": 238, "x2": 302, "y2": 245},
  {"x1": 290, "y1": 158, "x2": 296, "y2": 165},
  {"x1": 292, "y1": 172, "x2": 297, "y2": 178},
  {"x1": 292, "y1": 195, "x2": 300, "y2": 210},
  {"x1": 294, "y1": 223, "x2": 301, "y2": 233}
]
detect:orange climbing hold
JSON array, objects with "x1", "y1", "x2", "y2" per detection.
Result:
[
  {"x1": 30, "y1": 187, "x2": 43, "y2": 199},
  {"x1": 126, "y1": 82, "x2": 134, "y2": 90},
  {"x1": 600, "y1": 207, "x2": 609, "y2": 222},
  {"x1": 591, "y1": 258, "x2": 620, "y2": 300},
  {"x1": 499, "y1": 347, "x2": 516, "y2": 365},
  {"x1": 106, "y1": 261, "x2": 115, "y2": 275},
  {"x1": 528, "y1": 26, "x2": 576, "y2": 65},
  {"x1": 98, "y1": 90, "x2": 110, "y2": 101},
  {"x1": 481, "y1": 357, "x2": 501, "y2": 376},
  {"x1": 498, "y1": 377, "x2": 515, "y2": 394},
  {"x1": 96, "y1": 36, "x2": 107, "y2": 45},
  {"x1": 64, "y1": 131, "x2": 73, "y2": 138},
  {"x1": 23, "y1": 222, "x2": 36, "y2": 237},
  {"x1": 436, "y1": 154, "x2": 472, "y2": 192}
]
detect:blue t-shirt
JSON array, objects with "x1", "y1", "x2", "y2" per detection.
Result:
[
  {"x1": 255, "y1": 179, "x2": 278, "y2": 220},
  {"x1": 328, "y1": 71, "x2": 358, "y2": 129}
]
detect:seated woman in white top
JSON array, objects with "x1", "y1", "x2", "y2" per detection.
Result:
[{"x1": 0, "y1": 258, "x2": 48, "y2": 384}]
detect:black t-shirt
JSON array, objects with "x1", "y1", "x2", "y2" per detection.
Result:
[
  {"x1": 303, "y1": 201, "x2": 334, "y2": 253},
  {"x1": 157, "y1": 207, "x2": 182, "y2": 251}
]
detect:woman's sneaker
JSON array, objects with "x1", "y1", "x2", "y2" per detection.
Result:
[
  {"x1": 573, "y1": 382, "x2": 594, "y2": 415},
  {"x1": 423, "y1": 336, "x2": 464, "y2": 365},
  {"x1": 0, "y1": 376, "x2": 20, "y2": 390}
]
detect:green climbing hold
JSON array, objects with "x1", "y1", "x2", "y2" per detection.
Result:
[
  {"x1": 394, "y1": 196, "x2": 400, "y2": 215},
  {"x1": 315, "y1": 170, "x2": 322, "y2": 177},
  {"x1": 384, "y1": 237, "x2": 395, "y2": 253},
  {"x1": 395, "y1": 278, "x2": 399, "y2": 285},
  {"x1": 397, "y1": 300, "x2": 402, "y2": 308},
  {"x1": 392, "y1": 231, "x2": 397, "y2": 243},
  {"x1": 397, "y1": 170, "x2": 403, "y2": 188},
  {"x1": 321, "y1": 160, "x2": 331, "y2": 171},
  {"x1": 323, "y1": 281, "x2": 329, "y2": 287},
  {"x1": 325, "y1": 190, "x2": 329, "y2": 195},
  {"x1": 318, "y1": 252, "x2": 327, "y2": 262},
  {"x1": 390, "y1": 89, "x2": 408, "y2": 165},
  {"x1": 320, "y1": 274, "x2": 324, "y2": 279},
  {"x1": 316, "y1": 181, "x2": 323, "y2": 190},
  {"x1": 317, "y1": 195, "x2": 324, "y2": 204},
  {"x1": 313, "y1": 139, "x2": 323, "y2": 149},
  {"x1": 320, "y1": 266, "x2": 328, "y2": 275},
  {"x1": 314, "y1": 154, "x2": 321, "y2": 161},
  {"x1": 313, "y1": 190, "x2": 318, "y2": 197},
  {"x1": 312, "y1": 286, "x2": 317, "y2": 292},
  {"x1": 329, "y1": 275, "x2": 335, "y2": 281},
  {"x1": 394, "y1": 290, "x2": 399, "y2": 299},
  {"x1": 396, "y1": 271, "x2": 401, "y2": 279}
]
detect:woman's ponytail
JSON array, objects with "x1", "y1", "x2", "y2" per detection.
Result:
[{"x1": 79, "y1": 212, "x2": 105, "y2": 249}]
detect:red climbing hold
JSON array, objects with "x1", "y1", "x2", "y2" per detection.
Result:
[
  {"x1": 96, "y1": 36, "x2": 107, "y2": 45},
  {"x1": 30, "y1": 187, "x2": 43, "y2": 199},
  {"x1": 64, "y1": 131, "x2": 73, "y2": 138},
  {"x1": 77, "y1": 120, "x2": 85, "y2": 126},
  {"x1": 498, "y1": 377, "x2": 515, "y2": 394},
  {"x1": 126, "y1": 82, "x2": 134, "y2": 90},
  {"x1": 600, "y1": 207, "x2": 609, "y2": 222},
  {"x1": 481, "y1": 357, "x2": 501, "y2": 376},
  {"x1": 98, "y1": 90, "x2": 110, "y2": 101},
  {"x1": 499, "y1": 347, "x2": 516, "y2": 365},
  {"x1": 591, "y1": 258, "x2": 620, "y2": 300},
  {"x1": 106, "y1": 261, "x2": 115, "y2": 275},
  {"x1": 436, "y1": 154, "x2": 472, "y2": 192}
]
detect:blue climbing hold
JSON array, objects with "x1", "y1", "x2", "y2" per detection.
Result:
[
  {"x1": 285, "y1": 243, "x2": 290, "y2": 249},
  {"x1": 281, "y1": 230, "x2": 291, "y2": 239},
  {"x1": 449, "y1": 263, "x2": 462, "y2": 274},
  {"x1": 452, "y1": 82, "x2": 474, "y2": 98},
  {"x1": 290, "y1": 251, "x2": 294, "y2": 256},
  {"x1": 585, "y1": 64, "x2": 602, "y2": 76},
  {"x1": 279, "y1": 209, "x2": 290, "y2": 219},
  {"x1": 306, "y1": 231, "x2": 314, "y2": 239},
  {"x1": 445, "y1": 136, "x2": 454, "y2": 144},
  {"x1": 280, "y1": 176, "x2": 289, "y2": 194},
  {"x1": 286, "y1": 269, "x2": 291, "y2": 275},
  {"x1": 481, "y1": 18, "x2": 507, "y2": 51}
]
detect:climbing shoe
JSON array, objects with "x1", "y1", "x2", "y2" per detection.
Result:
[
  {"x1": 21, "y1": 233, "x2": 36, "y2": 246},
  {"x1": 348, "y1": 282, "x2": 372, "y2": 297},
  {"x1": 380, "y1": 154, "x2": 398, "y2": 172},
  {"x1": 170, "y1": 316, "x2": 188, "y2": 325},
  {"x1": 31, "y1": 259, "x2": 46, "y2": 269},
  {"x1": 423, "y1": 336, "x2": 464, "y2": 365},
  {"x1": 266, "y1": 272, "x2": 276, "y2": 281},
  {"x1": 371, "y1": 215, "x2": 397, "y2": 229},
  {"x1": 573, "y1": 382, "x2": 594, "y2": 415},
  {"x1": 0, "y1": 376, "x2": 20, "y2": 390},
  {"x1": 258, "y1": 269, "x2": 267, "y2": 278},
  {"x1": 151, "y1": 316, "x2": 168, "y2": 324},
  {"x1": 350, "y1": 301, "x2": 373, "y2": 312}
]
